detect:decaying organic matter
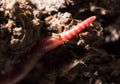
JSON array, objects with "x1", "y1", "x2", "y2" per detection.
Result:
[
  {"x1": 0, "y1": 0, "x2": 120, "y2": 84},
  {"x1": 0, "y1": 0, "x2": 41, "y2": 74}
]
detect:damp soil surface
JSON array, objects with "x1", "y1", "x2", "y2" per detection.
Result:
[{"x1": 0, "y1": 0, "x2": 120, "y2": 84}]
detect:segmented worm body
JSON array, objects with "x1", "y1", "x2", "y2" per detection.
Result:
[
  {"x1": 0, "y1": 16, "x2": 96, "y2": 84},
  {"x1": 40, "y1": 16, "x2": 96, "y2": 52}
]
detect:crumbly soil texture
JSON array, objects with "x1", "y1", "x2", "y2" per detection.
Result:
[{"x1": 0, "y1": 0, "x2": 120, "y2": 84}]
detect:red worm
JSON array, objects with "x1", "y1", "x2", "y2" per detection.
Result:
[
  {"x1": 0, "y1": 16, "x2": 96, "y2": 84},
  {"x1": 40, "y1": 16, "x2": 96, "y2": 52}
]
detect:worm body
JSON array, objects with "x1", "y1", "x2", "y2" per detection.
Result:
[
  {"x1": 0, "y1": 16, "x2": 96, "y2": 84},
  {"x1": 61, "y1": 16, "x2": 96, "y2": 41},
  {"x1": 40, "y1": 16, "x2": 96, "y2": 52}
]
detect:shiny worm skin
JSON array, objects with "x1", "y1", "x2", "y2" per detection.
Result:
[
  {"x1": 40, "y1": 16, "x2": 96, "y2": 52},
  {"x1": 0, "y1": 16, "x2": 96, "y2": 84}
]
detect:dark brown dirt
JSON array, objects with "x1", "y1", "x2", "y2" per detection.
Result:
[{"x1": 0, "y1": 0, "x2": 120, "y2": 84}]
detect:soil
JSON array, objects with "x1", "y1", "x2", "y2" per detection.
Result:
[{"x1": 0, "y1": 0, "x2": 120, "y2": 84}]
